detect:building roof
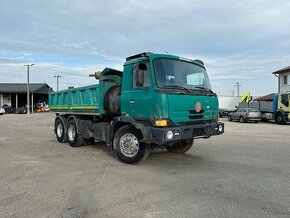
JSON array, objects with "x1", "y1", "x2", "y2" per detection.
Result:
[
  {"x1": 254, "y1": 93, "x2": 275, "y2": 102},
  {"x1": 272, "y1": 66, "x2": 290, "y2": 75},
  {"x1": 0, "y1": 83, "x2": 51, "y2": 94}
]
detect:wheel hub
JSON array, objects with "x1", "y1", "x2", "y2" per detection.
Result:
[
  {"x1": 57, "y1": 123, "x2": 63, "y2": 137},
  {"x1": 119, "y1": 133, "x2": 139, "y2": 157},
  {"x1": 68, "y1": 125, "x2": 75, "y2": 142}
]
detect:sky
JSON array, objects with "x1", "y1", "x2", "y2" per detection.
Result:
[{"x1": 0, "y1": 0, "x2": 289, "y2": 96}]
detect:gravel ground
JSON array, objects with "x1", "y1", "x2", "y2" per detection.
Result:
[{"x1": 0, "y1": 113, "x2": 290, "y2": 218}]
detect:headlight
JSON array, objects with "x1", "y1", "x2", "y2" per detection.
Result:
[
  {"x1": 166, "y1": 130, "x2": 174, "y2": 140},
  {"x1": 218, "y1": 125, "x2": 223, "y2": 132}
]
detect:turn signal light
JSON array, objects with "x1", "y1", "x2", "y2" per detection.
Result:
[{"x1": 154, "y1": 120, "x2": 168, "y2": 127}]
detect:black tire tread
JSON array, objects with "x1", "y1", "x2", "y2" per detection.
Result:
[
  {"x1": 55, "y1": 119, "x2": 67, "y2": 143},
  {"x1": 67, "y1": 119, "x2": 84, "y2": 147},
  {"x1": 113, "y1": 125, "x2": 151, "y2": 164},
  {"x1": 166, "y1": 139, "x2": 194, "y2": 153}
]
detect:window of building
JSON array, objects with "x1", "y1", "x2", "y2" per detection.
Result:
[{"x1": 283, "y1": 75, "x2": 288, "y2": 85}]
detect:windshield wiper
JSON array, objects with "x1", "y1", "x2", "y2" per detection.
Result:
[
  {"x1": 193, "y1": 86, "x2": 213, "y2": 93},
  {"x1": 161, "y1": 85, "x2": 191, "y2": 92}
]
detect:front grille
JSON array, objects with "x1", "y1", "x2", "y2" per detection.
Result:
[
  {"x1": 189, "y1": 110, "x2": 204, "y2": 114},
  {"x1": 189, "y1": 115, "x2": 204, "y2": 119},
  {"x1": 189, "y1": 110, "x2": 204, "y2": 119}
]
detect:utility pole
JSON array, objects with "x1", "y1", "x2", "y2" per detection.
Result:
[
  {"x1": 24, "y1": 64, "x2": 35, "y2": 114},
  {"x1": 234, "y1": 82, "x2": 242, "y2": 97},
  {"x1": 231, "y1": 89, "x2": 235, "y2": 97},
  {"x1": 54, "y1": 75, "x2": 62, "y2": 92}
]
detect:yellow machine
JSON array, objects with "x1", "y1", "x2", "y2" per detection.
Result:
[{"x1": 239, "y1": 92, "x2": 252, "y2": 103}]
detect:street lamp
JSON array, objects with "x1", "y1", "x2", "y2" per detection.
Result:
[
  {"x1": 24, "y1": 64, "x2": 35, "y2": 114},
  {"x1": 54, "y1": 75, "x2": 62, "y2": 92}
]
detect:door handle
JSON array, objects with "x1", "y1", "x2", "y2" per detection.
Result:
[{"x1": 130, "y1": 100, "x2": 135, "y2": 104}]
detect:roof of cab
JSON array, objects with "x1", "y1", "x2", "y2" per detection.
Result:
[{"x1": 124, "y1": 52, "x2": 205, "y2": 68}]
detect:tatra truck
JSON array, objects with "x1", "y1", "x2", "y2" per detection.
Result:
[{"x1": 49, "y1": 52, "x2": 224, "y2": 163}]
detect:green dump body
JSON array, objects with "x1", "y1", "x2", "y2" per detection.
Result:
[
  {"x1": 49, "y1": 68, "x2": 123, "y2": 115},
  {"x1": 49, "y1": 84, "x2": 100, "y2": 114}
]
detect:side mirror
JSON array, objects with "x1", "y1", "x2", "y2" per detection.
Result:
[{"x1": 136, "y1": 70, "x2": 144, "y2": 87}]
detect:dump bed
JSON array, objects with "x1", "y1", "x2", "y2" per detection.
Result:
[{"x1": 49, "y1": 84, "x2": 100, "y2": 114}]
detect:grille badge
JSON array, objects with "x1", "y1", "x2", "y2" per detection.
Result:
[{"x1": 195, "y1": 102, "x2": 202, "y2": 112}]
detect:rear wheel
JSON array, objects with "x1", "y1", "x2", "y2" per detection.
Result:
[
  {"x1": 228, "y1": 115, "x2": 232, "y2": 121},
  {"x1": 113, "y1": 125, "x2": 151, "y2": 163},
  {"x1": 55, "y1": 119, "x2": 67, "y2": 143},
  {"x1": 166, "y1": 139, "x2": 193, "y2": 153},
  {"x1": 67, "y1": 119, "x2": 84, "y2": 147}
]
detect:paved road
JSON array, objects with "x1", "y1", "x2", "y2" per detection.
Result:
[{"x1": 0, "y1": 113, "x2": 289, "y2": 218}]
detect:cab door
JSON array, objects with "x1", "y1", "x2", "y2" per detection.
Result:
[{"x1": 121, "y1": 62, "x2": 153, "y2": 118}]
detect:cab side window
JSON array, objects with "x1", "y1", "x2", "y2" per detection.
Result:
[
  {"x1": 281, "y1": 94, "x2": 289, "y2": 107},
  {"x1": 132, "y1": 62, "x2": 151, "y2": 89}
]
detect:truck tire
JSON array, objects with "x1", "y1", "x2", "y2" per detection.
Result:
[
  {"x1": 113, "y1": 125, "x2": 151, "y2": 164},
  {"x1": 55, "y1": 119, "x2": 67, "y2": 143},
  {"x1": 275, "y1": 113, "x2": 285, "y2": 125},
  {"x1": 104, "y1": 85, "x2": 121, "y2": 115},
  {"x1": 166, "y1": 139, "x2": 193, "y2": 153},
  {"x1": 67, "y1": 119, "x2": 84, "y2": 147}
]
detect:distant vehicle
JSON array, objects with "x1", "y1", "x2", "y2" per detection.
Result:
[
  {"x1": 15, "y1": 106, "x2": 27, "y2": 114},
  {"x1": 2, "y1": 104, "x2": 14, "y2": 113},
  {"x1": 36, "y1": 102, "x2": 49, "y2": 112},
  {"x1": 228, "y1": 108, "x2": 262, "y2": 123},
  {"x1": 219, "y1": 108, "x2": 232, "y2": 118},
  {"x1": 0, "y1": 107, "x2": 5, "y2": 115},
  {"x1": 239, "y1": 93, "x2": 290, "y2": 125}
]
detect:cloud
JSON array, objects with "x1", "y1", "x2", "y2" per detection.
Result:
[{"x1": 0, "y1": 0, "x2": 290, "y2": 96}]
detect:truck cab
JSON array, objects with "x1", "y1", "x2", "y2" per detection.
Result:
[
  {"x1": 276, "y1": 92, "x2": 290, "y2": 124},
  {"x1": 51, "y1": 52, "x2": 224, "y2": 163}
]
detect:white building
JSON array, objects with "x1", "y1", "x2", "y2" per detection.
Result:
[
  {"x1": 218, "y1": 96, "x2": 241, "y2": 110},
  {"x1": 273, "y1": 66, "x2": 290, "y2": 93}
]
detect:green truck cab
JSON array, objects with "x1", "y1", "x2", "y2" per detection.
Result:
[{"x1": 49, "y1": 52, "x2": 224, "y2": 163}]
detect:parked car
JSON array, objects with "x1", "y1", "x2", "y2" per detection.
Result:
[
  {"x1": 219, "y1": 108, "x2": 232, "y2": 118},
  {"x1": 15, "y1": 106, "x2": 27, "y2": 114},
  {"x1": 0, "y1": 107, "x2": 5, "y2": 115},
  {"x1": 2, "y1": 104, "x2": 14, "y2": 113},
  {"x1": 228, "y1": 108, "x2": 262, "y2": 123}
]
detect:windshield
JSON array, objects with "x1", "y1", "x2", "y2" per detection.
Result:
[{"x1": 153, "y1": 58, "x2": 212, "y2": 90}]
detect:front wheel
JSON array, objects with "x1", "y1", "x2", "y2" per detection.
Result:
[
  {"x1": 166, "y1": 139, "x2": 194, "y2": 153},
  {"x1": 275, "y1": 113, "x2": 285, "y2": 125},
  {"x1": 228, "y1": 115, "x2": 232, "y2": 121},
  {"x1": 113, "y1": 125, "x2": 151, "y2": 164}
]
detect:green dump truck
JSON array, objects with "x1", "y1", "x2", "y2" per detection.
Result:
[{"x1": 49, "y1": 52, "x2": 224, "y2": 163}]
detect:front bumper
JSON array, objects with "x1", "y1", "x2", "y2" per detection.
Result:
[
  {"x1": 246, "y1": 117, "x2": 262, "y2": 121},
  {"x1": 148, "y1": 122, "x2": 224, "y2": 145}
]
